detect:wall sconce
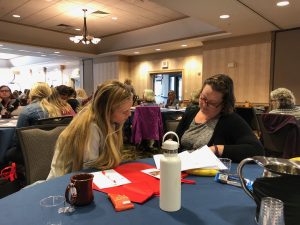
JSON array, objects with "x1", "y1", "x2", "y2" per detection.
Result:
[{"x1": 227, "y1": 62, "x2": 237, "y2": 68}]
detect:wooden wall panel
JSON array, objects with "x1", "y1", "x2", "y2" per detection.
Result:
[{"x1": 203, "y1": 42, "x2": 271, "y2": 104}]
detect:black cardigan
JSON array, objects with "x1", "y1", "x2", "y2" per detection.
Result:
[{"x1": 176, "y1": 107, "x2": 264, "y2": 162}]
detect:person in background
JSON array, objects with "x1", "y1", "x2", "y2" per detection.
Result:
[
  {"x1": 142, "y1": 89, "x2": 157, "y2": 106},
  {"x1": 124, "y1": 79, "x2": 136, "y2": 96},
  {"x1": 0, "y1": 85, "x2": 20, "y2": 116},
  {"x1": 176, "y1": 74, "x2": 264, "y2": 162},
  {"x1": 76, "y1": 88, "x2": 92, "y2": 107},
  {"x1": 67, "y1": 87, "x2": 80, "y2": 113},
  {"x1": 269, "y1": 87, "x2": 300, "y2": 120},
  {"x1": 47, "y1": 80, "x2": 133, "y2": 179},
  {"x1": 16, "y1": 82, "x2": 51, "y2": 128},
  {"x1": 165, "y1": 90, "x2": 179, "y2": 108},
  {"x1": 185, "y1": 89, "x2": 200, "y2": 113},
  {"x1": 41, "y1": 88, "x2": 76, "y2": 117}
]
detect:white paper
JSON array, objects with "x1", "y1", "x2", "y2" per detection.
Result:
[
  {"x1": 91, "y1": 169, "x2": 131, "y2": 189},
  {"x1": 154, "y1": 145, "x2": 228, "y2": 171},
  {"x1": 141, "y1": 168, "x2": 161, "y2": 179}
]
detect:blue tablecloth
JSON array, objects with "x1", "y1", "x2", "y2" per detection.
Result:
[
  {"x1": 0, "y1": 158, "x2": 263, "y2": 225},
  {"x1": 0, "y1": 127, "x2": 15, "y2": 164}
]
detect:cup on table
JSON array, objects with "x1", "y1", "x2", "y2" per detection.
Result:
[
  {"x1": 257, "y1": 197, "x2": 285, "y2": 225},
  {"x1": 65, "y1": 173, "x2": 94, "y2": 206},
  {"x1": 40, "y1": 195, "x2": 65, "y2": 225},
  {"x1": 219, "y1": 158, "x2": 232, "y2": 174}
]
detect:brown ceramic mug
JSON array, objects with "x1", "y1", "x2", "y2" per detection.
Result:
[{"x1": 65, "y1": 173, "x2": 94, "y2": 206}]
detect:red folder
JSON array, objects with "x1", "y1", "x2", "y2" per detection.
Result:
[{"x1": 92, "y1": 162, "x2": 160, "y2": 203}]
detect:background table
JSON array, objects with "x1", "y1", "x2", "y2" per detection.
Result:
[
  {"x1": 0, "y1": 118, "x2": 17, "y2": 164},
  {"x1": 0, "y1": 158, "x2": 263, "y2": 225}
]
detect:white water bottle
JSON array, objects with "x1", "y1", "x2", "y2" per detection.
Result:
[{"x1": 159, "y1": 131, "x2": 181, "y2": 212}]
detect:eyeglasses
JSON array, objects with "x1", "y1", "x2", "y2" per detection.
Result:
[
  {"x1": 199, "y1": 93, "x2": 223, "y2": 108},
  {"x1": 0, "y1": 90, "x2": 10, "y2": 93}
]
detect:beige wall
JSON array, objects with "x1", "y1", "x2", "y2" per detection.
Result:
[
  {"x1": 129, "y1": 47, "x2": 203, "y2": 100},
  {"x1": 93, "y1": 56, "x2": 129, "y2": 90},
  {"x1": 203, "y1": 32, "x2": 272, "y2": 104},
  {"x1": 92, "y1": 32, "x2": 272, "y2": 104}
]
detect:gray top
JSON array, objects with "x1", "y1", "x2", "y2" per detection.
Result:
[
  {"x1": 181, "y1": 117, "x2": 219, "y2": 150},
  {"x1": 269, "y1": 106, "x2": 300, "y2": 120}
]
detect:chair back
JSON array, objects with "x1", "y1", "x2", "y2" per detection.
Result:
[
  {"x1": 131, "y1": 106, "x2": 163, "y2": 144},
  {"x1": 34, "y1": 116, "x2": 73, "y2": 125},
  {"x1": 165, "y1": 120, "x2": 180, "y2": 132},
  {"x1": 17, "y1": 124, "x2": 67, "y2": 185},
  {"x1": 235, "y1": 107, "x2": 260, "y2": 131},
  {"x1": 257, "y1": 113, "x2": 300, "y2": 158}
]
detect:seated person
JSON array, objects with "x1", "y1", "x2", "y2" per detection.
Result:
[
  {"x1": 0, "y1": 85, "x2": 20, "y2": 117},
  {"x1": 17, "y1": 82, "x2": 51, "y2": 128},
  {"x1": 142, "y1": 89, "x2": 157, "y2": 106},
  {"x1": 165, "y1": 90, "x2": 179, "y2": 108},
  {"x1": 47, "y1": 80, "x2": 133, "y2": 179},
  {"x1": 176, "y1": 74, "x2": 264, "y2": 162},
  {"x1": 269, "y1": 87, "x2": 300, "y2": 120},
  {"x1": 185, "y1": 89, "x2": 200, "y2": 113}
]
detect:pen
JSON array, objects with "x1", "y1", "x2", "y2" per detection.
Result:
[{"x1": 102, "y1": 171, "x2": 117, "y2": 184}]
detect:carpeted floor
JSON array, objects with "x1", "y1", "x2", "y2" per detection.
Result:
[{"x1": 121, "y1": 142, "x2": 162, "y2": 161}]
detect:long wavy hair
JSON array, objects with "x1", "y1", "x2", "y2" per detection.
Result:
[
  {"x1": 55, "y1": 80, "x2": 132, "y2": 173},
  {"x1": 28, "y1": 82, "x2": 51, "y2": 102},
  {"x1": 40, "y1": 88, "x2": 73, "y2": 117}
]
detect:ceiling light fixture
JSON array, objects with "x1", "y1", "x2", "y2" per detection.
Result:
[
  {"x1": 220, "y1": 14, "x2": 230, "y2": 19},
  {"x1": 69, "y1": 9, "x2": 101, "y2": 45},
  {"x1": 276, "y1": 1, "x2": 289, "y2": 7}
]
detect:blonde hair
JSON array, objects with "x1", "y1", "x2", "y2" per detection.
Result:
[
  {"x1": 29, "y1": 82, "x2": 51, "y2": 102},
  {"x1": 76, "y1": 88, "x2": 88, "y2": 99},
  {"x1": 143, "y1": 89, "x2": 155, "y2": 102},
  {"x1": 40, "y1": 88, "x2": 73, "y2": 117},
  {"x1": 55, "y1": 80, "x2": 132, "y2": 173}
]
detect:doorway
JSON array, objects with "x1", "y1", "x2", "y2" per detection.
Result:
[{"x1": 150, "y1": 71, "x2": 182, "y2": 104}]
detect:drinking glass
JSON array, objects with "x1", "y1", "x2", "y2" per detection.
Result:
[
  {"x1": 40, "y1": 195, "x2": 65, "y2": 225},
  {"x1": 258, "y1": 197, "x2": 285, "y2": 225},
  {"x1": 219, "y1": 158, "x2": 232, "y2": 174}
]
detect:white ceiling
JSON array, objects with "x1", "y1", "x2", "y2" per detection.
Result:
[{"x1": 0, "y1": 0, "x2": 299, "y2": 66}]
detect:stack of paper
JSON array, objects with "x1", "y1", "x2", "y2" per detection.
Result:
[{"x1": 153, "y1": 145, "x2": 227, "y2": 171}]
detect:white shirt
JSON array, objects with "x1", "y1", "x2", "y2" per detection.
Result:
[{"x1": 47, "y1": 122, "x2": 104, "y2": 180}]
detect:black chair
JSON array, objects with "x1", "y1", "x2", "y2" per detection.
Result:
[
  {"x1": 34, "y1": 116, "x2": 73, "y2": 125},
  {"x1": 17, "y1": 124, "x2": 67, "y2": 185}
]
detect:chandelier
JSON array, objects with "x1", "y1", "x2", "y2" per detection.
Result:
[{"x1": 69, "y1": 9, "x2": 101, "y2": 44}]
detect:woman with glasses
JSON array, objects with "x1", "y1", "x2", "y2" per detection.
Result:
[
  {"x1": 176, "y1": 74, "x2": 264, "y2": 162},
  {"x1": 0, "y1": 85, "x2": 20, "y2": 116}
]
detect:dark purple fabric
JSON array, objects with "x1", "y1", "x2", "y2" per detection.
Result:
[
  {"x1": 131, "y1": 106, "x2": 163, "y2": 144},
  {"x1": 261, "y1": 113, "x2": 300, "y2": 158}
]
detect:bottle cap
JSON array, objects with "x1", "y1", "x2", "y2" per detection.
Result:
[{"x1": 162, "y1": 139, "x2": 179, "y2": 151}]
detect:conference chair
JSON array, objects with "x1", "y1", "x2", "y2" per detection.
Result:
[
  {"x1": 17, "y1": 124, "x2": 67, "y2": 185},
  {"x1": 34, "y1": 116, "x2": 73, "y2": 125},
  {"x1": 257, "y1": 113, "x2": 300, "y2": 158},
  {"x1": 131, "y1": 106, "x2": 163, "y2": 150}
]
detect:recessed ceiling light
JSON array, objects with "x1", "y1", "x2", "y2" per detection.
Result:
[
  {"x1": 54, "y1": 51, "x2": 60, "y2": 54},
  {"x1": 75, "y1": 28, "x2": 81, "y2": 31},
  {"x1": 155, "y1": 48, "x2": 161, "y2": 51},
  {"x1": 277, "y1": 1, "x2": 289, "y2": 6},
  {"x1": 41, "y1": 55, "x2": 46, "y2": 57},
  {"x1": 181, "y1": 44, "x2": 187, "y2": 47},
  {"x1": 112, "y1": 17, "x2": 118, "y2": 20},
  {"x1": 220, "y1": 14, "x2": 230, "y2": 19},
  {"x1": 13, "y1": 14, "x2": 21, "y2": 18},
  {"x1": 134, "y1": 51, "x2": 139, "y2": 54}
]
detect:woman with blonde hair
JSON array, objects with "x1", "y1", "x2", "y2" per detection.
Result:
[
  {"x1": 41, "y1": 88, "x2": 75, "y2": 117},
  {"x1": 143, "y1": 89, "x2": 157, "y2": 106},
  {"x1": 17, "y1": 82, "x2": 51, "y2": 127},
  {"x1": 47, "y1": 80, "x2": 133, "y2": 179}
]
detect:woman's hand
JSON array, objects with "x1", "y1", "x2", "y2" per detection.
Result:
[{"x1": 209, "y1": 145, "x2": 224, "y2": 157}]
